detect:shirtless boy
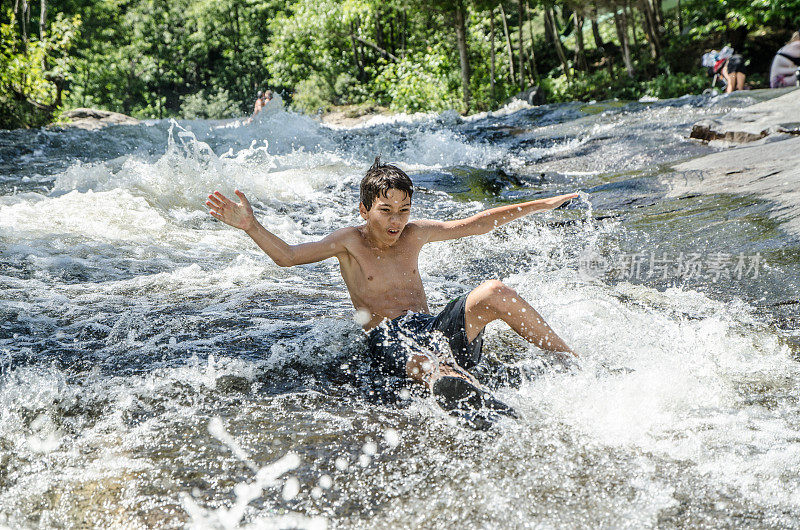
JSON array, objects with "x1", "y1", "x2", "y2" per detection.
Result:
[{"x1": 207, "y1": 158, "x2": 577, "y2": 414}]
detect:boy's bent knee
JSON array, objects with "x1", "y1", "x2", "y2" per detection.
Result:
[
  {"x1": 479, "y1": 279, "x2": 506, "y2": 293},
  {"x1": 473, "y1": 279, "x2": 516, "y2": 307}
]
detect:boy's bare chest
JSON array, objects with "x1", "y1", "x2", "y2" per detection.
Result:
[{"x1": 344, "y1": 238, "x2": 423, "y2": 290}]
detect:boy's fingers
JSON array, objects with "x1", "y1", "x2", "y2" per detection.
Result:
[
  {"x1": 207, "y1": 196, "x2": 224, "y2": 208},
  {"x1": 234, "y1": 189, "x2": 251, "y2": 206},
  {"x1": 209, "y1": 210, "x2": 223, "y2": 220},
  {"x1": 206, "y1": 202, "x2": 224, "y2": 215},
  {"x1": 214, "y1": 191, "x2": 233, "y2": 206}
]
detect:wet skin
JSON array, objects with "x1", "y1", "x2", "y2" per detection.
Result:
[{"x1": 207, "y1": 186, "x2": 578, "y2": 384}]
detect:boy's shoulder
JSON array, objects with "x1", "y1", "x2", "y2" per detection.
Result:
[{"x1": 330, "y1": 225, "x2": 364, "y2": 247}]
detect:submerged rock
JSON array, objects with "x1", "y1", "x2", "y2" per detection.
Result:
[
  {"x1": 215, "y1": 375, "x2": 251, "y2": 394},
  {"x1": 690, "y1": 88, "x2": 800, "y2": 143}
]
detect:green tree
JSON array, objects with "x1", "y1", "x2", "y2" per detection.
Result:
[{"x1": 0, "y1": 9, "x2": 81, "y2": 128}]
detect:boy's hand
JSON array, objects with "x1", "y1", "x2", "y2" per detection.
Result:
[
  {"x1": 207, "y1": 190, "x2": 256, "y2": 231},
  {"x1": 540, "y1": 192, "x2": 579, "y2": 209}
]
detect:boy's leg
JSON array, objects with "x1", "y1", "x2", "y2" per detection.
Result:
[{"x1": 464, "y1": 279, "x2": 575, "y2": 355}]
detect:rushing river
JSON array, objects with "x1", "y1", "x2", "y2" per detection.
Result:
[{"x1": 1, "y1": 92, "x2": 799, "y2": 529}]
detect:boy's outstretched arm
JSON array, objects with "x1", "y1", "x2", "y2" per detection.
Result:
[
  {"x1": 206, "y1": 190, "x2": 346, "y2": 267},
  {"x1": 420, "y1": 192, "x2": 578, "y2": 243}
]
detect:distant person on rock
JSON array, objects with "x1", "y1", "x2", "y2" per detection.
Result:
[
  {"x1": 721, "y1": 48, "x2": 747, "y2": 93},
  {"x1": 246, "y1": 89, "x2": 272, "y2": 124},
  {"x1": 770, "y1": 31, "x2": 800, "y2": 88},
  {"x1": 251, "y1": 91, "x2": 265, "y2": 117},
  {"x1": 701, "y1": 46, "x2": 745, "y2": 94}
]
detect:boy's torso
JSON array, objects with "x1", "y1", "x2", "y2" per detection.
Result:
[{"x1": 336, "y1": 222, "x2": 430, "y2": 330}]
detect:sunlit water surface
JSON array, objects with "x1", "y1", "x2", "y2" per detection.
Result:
[{"x1": 1, "y1": 93, "x2": 799, "y2": 529}]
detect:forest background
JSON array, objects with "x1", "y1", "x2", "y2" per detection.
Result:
[{"x1": 1, "y1": 0, "x2": 799, "y2": 129}]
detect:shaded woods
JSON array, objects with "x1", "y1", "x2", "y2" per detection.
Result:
[{"x1": 1, "y1": 0, "x2": 799, "y2": 128}]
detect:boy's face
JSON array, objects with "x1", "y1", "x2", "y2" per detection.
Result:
[{"x1": 359, "y1": 188, "x2": 411, "y2": 245}]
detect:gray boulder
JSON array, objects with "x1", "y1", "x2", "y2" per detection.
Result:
[{"x1": 56, "y1": 108, "x2": 140, "y2": 130}]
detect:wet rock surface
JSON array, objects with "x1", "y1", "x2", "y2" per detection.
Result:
[
  {"x1": 689, "y1": 87, "x2": 800, "y2": 143},
  {"x1": 674, "y1": 89, "x2": 800, "y2": 236}
]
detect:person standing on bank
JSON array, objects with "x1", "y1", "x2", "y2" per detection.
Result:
[
  {"x1": 722, "y1": 50, "x2": 747, "y2": 93},
  {"x1": 770, "y1": 31, "x2": 800, "y2": 88}
]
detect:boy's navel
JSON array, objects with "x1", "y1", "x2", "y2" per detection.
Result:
[{"x1": 367, "y1": 276, "x2": 374, "y2": 281}]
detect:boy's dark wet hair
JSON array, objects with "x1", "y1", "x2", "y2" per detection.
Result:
[{"x1": 360, "y1": 156, "x2": 414, "y2": 210}]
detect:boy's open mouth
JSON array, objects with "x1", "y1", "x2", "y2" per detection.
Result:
[{"x1": 388, "y1": 228, "x2": 400, "y2": 235}]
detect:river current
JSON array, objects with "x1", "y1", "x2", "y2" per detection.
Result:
[{"x1": 1, "y1": 92, "x2": 799, "y2": 528}]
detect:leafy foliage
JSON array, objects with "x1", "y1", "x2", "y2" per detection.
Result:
[
  {"x1": 1, "y1": 0, "x2": 799, "y2": 128},
  {"x1": 181, "y1": 88, "x2": 242, "y2": 119},
  {"x1": 0, "y1": 9, "x2": 81, "y2": 128},
  {"x1": 374, "y1": 48, "x2": 461, "y2": 112}
]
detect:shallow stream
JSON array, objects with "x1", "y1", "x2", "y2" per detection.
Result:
[{"x1": 1, "y1": 92, "x2": 799, "y2": 528}]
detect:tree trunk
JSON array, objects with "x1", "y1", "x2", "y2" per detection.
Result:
[
  {"x1": 454, "y1": 1, "x2": 471, "y2": 111},
  {"x1": 677, "y1": 0, "x2": 682, "y2": 34},
  {"x1": 545, "y1": 4, "x2": 570, "y2": 79},
  {"x1": 591, "y1": 4, "x2": 615, "y2": 78},
  {"x1": 489, "y1": 10, "x2": 496, "y2": 101},
  {"x1": 574, "y1": 12, "x2": 588, "y2": 71},
  {"x1": 543, "y1": 1, "x2": 555, "y2": 44},
  {"x1": 525, "y1": 0, "x2": 538, "y2": 82},
  {"x1": 590, "y1": 9, "x2": 604, "y2": 49},
  {"x1": 39, "y1": 0, "x2": 45, "y2": 38},
  {"x1": 401, "y1": 9, "x2": 407, "y2": 57},
  {"x1": 639, "y1": 0, "x2": 661, "y2": 59},
  {"x1": 39, "y1": 0, "x2": 46, "y2": 70},
  {"x1": 613, "y1": 9, "x2": 634, "y2": 78},
  {"x1": 353, "y1": 35, "x2": 399, "y2": 61},
  {"x1": 626, "y1": 1, "x2": 638, "y2": 50},
  {"x1": 375, "y1": 10, "x2": 384, "y2": 52},
  {"x1": 16, "y1": 0, "x2": 29, "y2": 45},
  {"x1": 499, "y1": 3, "x2": 516, "y2": 86},
  {"x1": 654, "y1": 0, "x2": 664, "y2": 29},
  {"x1": 233, "y1": 1, "x2": 241, "y2": 55},
  {"x1": 517, "y1": 0, "x2": 525, "y2": 88},
  {"x1": 350, "y1": 21, "x2": 364, "y2": 81},
  {"x1": 387, "y1": 10, "x2": 394, "y2": 56}
]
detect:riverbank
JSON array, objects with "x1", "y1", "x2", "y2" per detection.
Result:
[
  {"x1": 318, "y1": 103, "x2": 394, "y2": 127},
  {"x1": 50, "y1": 108, "x2": 141, "y2": 130}
]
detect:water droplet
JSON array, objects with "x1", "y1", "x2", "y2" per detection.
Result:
[
  {"x1": 282, "y1": 477, "x2": 300, "y2": 500},
  {"x1": 362, "y1": 441, "x2": 377, "y2": 456},
  {"x1": 384, "y1": 428, "x2": 400, "y2": 448}
]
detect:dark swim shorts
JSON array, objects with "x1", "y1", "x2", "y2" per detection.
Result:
[
  {"x1": 726, "y1": 54, "x2": 746, "y2": 74},
  {"x1": 366, "y1": 294, "x2": 484, "y2": 378}
]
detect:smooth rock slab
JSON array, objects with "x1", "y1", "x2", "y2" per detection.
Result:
[
  {"x1": 690, "y1": 88, "x2": 800, "y2": 143},
  {"x1": 668, "y1": 135, "x2": 800, "y2": 236}
]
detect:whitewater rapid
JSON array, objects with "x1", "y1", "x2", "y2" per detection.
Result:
[{"x1": 1, "y1": 93, "x2": 799, "y2": 528}]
